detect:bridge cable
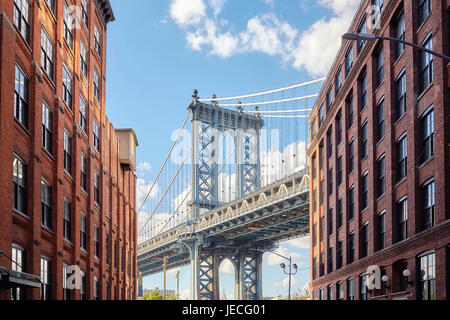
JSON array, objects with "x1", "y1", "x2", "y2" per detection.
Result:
[{"x1": 136, "y1": 113, "x2": 190, "y2": 216}]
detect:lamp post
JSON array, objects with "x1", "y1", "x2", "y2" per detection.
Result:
[
  {"x1": 250, "y1": 248, "x2": 298, "y2": 300},
  {"x1": 342, "y1": 32, "x2": 450, "y2": 62},
  {"x1": 176, "y1": 271, "x2": 180, "y2": 300}
]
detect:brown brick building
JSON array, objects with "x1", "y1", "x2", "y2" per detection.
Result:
[
  {"x1": 0, "y1": 0, "x2": 138, "y2": 300},
  {"x1": 308, "y1": 0, "x2": 450, "y2": 300}
]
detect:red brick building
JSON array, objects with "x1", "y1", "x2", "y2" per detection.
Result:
[
  {"x1": 308, "y1": 0, "x2": 450, "y2": 300},
  {"x1": 0, "y1": 0, "x2": 138, "y2": 300}
]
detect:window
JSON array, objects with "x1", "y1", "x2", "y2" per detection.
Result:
[
  {"x1": 41, "y1": 179, "x2": 52, "y2": 229},
  {"x1": 373, "y1": 0, "x2": 383, "y2": 11},
  {"x1": 328, "y1": 208, "x2": 334, "y2": 236},
  {"x1": 336, "y1": 282, "x2": 344, "y2": 300},
  {"x1": 338, "y1": 198, "x2": 343, "y2": 229},
  {"x1": 81, "y1": 0, "x2": 88, "y2": 27},
  {"x1": 64, "y1": 130, "x2": 72, "y2": 175},
  {"x1": 361, "y1": 223, "x2": 369, "y2": 258},
  {"x1": 80, "y1": 213, "x2": 87, "y2": 251},
  {"x1": 419, "y1": 107, "x2": 434, "y2": 164},
  {"x1": 320, "y1": 216, "x2": 325, "y2": 243},
  {"x1": 327, "y1": 285, "x2": 334, "y2": 300},
  {"x1": 326, "y1": 87, "x2": 333, "y2": 112},
  {"x1": 114, "y1": 241, "x2": 119, "y2": 269},
  {"x1": 81, "y1": 154, "x2": 87, "y2": 192},
  {"x1": 14, "y1": 0, "x2": 30, "y2": 43},
  {"x1": 377, "y1": 155, "x2": 386, "y2": 197},
  {"x1": 320, "y1": 180, "x2": 325, "y2": 206},
  {"x1": 312, "y1": 257, "x2": 317, "y2": 280},
  {"x1": 421, "y1": 179, "x2": 435, "y2": 231},
  {"x1": 418, "y1": 0, "x2": 432, "y2": 27},
  {"x1": 337, "y1": 156, "x2": 343, "y2": 186},
  {"x1": 348, "y1": 186, "x2": 355, "y2": 221},
  {"x1": 376, "y1": 98, "x2": 385, "y2": 142},
  {"x1": 337, "y1": 240, "x2": 343, "y2": 269},
  {"x1": 336, "y1": 114, "x2": 342, "y2": 145},
  {"x1": 328, "y1": 168, "x2": 333, "y2": 197},
  {"x1": 312, "y1": 223, "x2": 317, "y2": 247},
  {"x1": 377, "y1": 211, "x2": 386, "y2": 251},
  {"x1": 313, "y1": 189, "x2": 317, "y2": 212},
  {"x1": 396, "y1": 134, "x2": 407, "y2": 182},
  {"x1": 361, "y1": 172, "x2": 368, "y2": 210},
  {"x1": 320, "y1": 252, "x2": 325, "y2": 277},
  {"x1": 62, "y1": 64, "x2": 73, "y2": 109},
  {"x1": 328, "y1": 247, "x2": 333, "y2": 273},
  {"x1": 80, "y1": 40, "x2": 88, "y2": 78},
  {"x1": 418, "y1": 251, "x2": 436, "y2": 300},
  {"x1": 11, "y1": 245, "x2": 25, "y2": 300},
  {"x1": 319, "y1": 288, "x2": 325, "y2": 300},
  {"x1": 319, "y1": 145, "x2": 324, "y2": 170},
  {"x1": 348, "y1": 232, "x2": 355, "y2": 264},
  {"x1": 63, "y1": 264, "x2": 71, "y2": 300},
  {"x1": 40, "y1": 257, "x2": 51, "y2": 300},
  {"x1": 80, "y1": 271, "x2": 86, "y2": 300},
  {"x1": 94, "y1": 277, "x2": 99, "y2": 300},
  {"x1": 63, "y1": 199, "x2": 71, "y2": 241},
  {"x1": 42, "y1": 101, "x2": 53, "y2": 154},
  {"x1": 335, "y1": 67, "x2": 342, "y2": 95},
  {"x1": 311, "y1": 120, "x2": 317, "y2": 142},
  {"x1": 79, "y1": 96, "x2": 87, "y2": 133},
  {"x1": 94, "y1": 171, "x2": 100, "y2": 205},
  {"x1": 348, "y1": 139, "x2": 355, "y2": 173},
  {"x1": 63, "y1": 2, "x2": 74, "y2": 49},
  {"x1": 94, "y1": 225, "x2": 100, "y2": 258},
  {"x1": 357, "y1": 18, "x2": 367, "y2": 54},
  {"x1": 13, "y1": 155, "x2": 27, "y2": 214},
  {"x1": 327, "y1": 130, "x2": 333, "y2": 158},
  {"x1": 106, "y1": 234, "x2": 111, "y2": 266},
  {"x1": 394, "y1": 11, "x2": 405, "y2": 59},
  {"x1": 318, "y1": 104, "x2": 324, "y2": 128},
  {"x1": 345, "y1": 46, "x2": 354, "y2": 75},
  {"x1": 347, "y1": 95, "x2": 354, "y2": 129},
  {"x1": 93, "y1": 120, "x2": 100, "y2": 152},
  {"x1": 94, "y1": 24, "x2": 101, "y2": 57},
  {"x1": 395, "y1": 70, "x2": 406, "y2": 121},
  {"x1": 397, "y1": 198, "x2": 408, "y2": 242},
  {"x1": 41, "y1": 28, "x2": 54, "y2": 79},
  {"x1": 359, "y1": 72, "x2": 367, "y2": 110},
  {"x1": 376, "y1": 46, "x2": 384, "y2": 87},
  {"x1": 419, "y1": 34, "x2": 433, "y2": 93},
  {"x1": 347, "y1": 278, "x2": 355, "y2": 300},
  {"x1": 94, "y1": 69, "x2": 101, "y2": 102},
  {"x1": 14, "y1": 64, "x2": 29, "y2": 128},
  {"x1": 361, "y1": 121, "x2": 368, "y2": 159},
  {"x1": 360, "y1": 274, "x2": 369, "y2": 300}
]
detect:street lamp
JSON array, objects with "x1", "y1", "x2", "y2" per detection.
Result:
[
  {"x1": 342, "y1": 32, "x2": 450, "y2": 62},
  {"x1": 280, "y1": 258, "x2": 298, "y2": 301},
  {"x1": 176, "y1": 271, "x2": 181, "y2": 300}
]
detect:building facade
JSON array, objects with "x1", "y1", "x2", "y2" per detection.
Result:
[
  {"x1": 0, "y1": 0, "x2": 138, "y2": 300},
  {"x1": 308, "y1": 0, "x2": 450, "y2": 300}
]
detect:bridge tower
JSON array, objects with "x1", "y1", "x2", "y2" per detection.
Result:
[{"x1": 185, "y1": 90, "x2": 264, "y2": 300}]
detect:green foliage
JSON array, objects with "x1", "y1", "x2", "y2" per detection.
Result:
[{"x1": 141, "y1": 291, "x2": 177, "y2": 301}]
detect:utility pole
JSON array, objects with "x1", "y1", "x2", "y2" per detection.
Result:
[
  {"x1": 163, "y1": 256, "x2": 167, "y2": 300},
  {"x1": 176, "y1": 271, "x2": 180, "y2": 300}
]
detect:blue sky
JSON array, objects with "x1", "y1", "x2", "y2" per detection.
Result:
[{"x1": 105, "y1": 0, "x2": 360, "y2": 299}]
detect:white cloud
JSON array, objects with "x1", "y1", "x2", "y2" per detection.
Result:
[
  {"x1": 180, "y1": 288, "x2": 192, "y2": 300},
  {"x1": 286, "y1": 236, "x2": 310, "y2": 250},
  {"x1": 264, "y1": 246, "x2": 301, "y2": 266},
  {"x1": 282, "y1": 275, "x2": 299, "y2": 288},
  {"x1": 137, "y1": 161, "x2": 151, "y2": 172},
  {"x1": 219, "y1": 259, "x2": 235, "y2": 275},
  {"x1": 169, "y1": 0, "x2": 361, "y2": 77},
  {"x1": 136, "y1": 178, "x2": 158, "y2": 205}
]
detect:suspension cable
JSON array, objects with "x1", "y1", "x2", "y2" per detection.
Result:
[
  {"x1": 217, "y1": 94, "x2": 319, "y2": 107},
  {"x1": 139, "y1": 146, "x2": 192, "y2": 235},
  {"x1": 244, "y1": 108, "x2": 312, "y2": 114},
  {"x1": 136, "y1": 113, "x2": 190, "y2": 215},
  {"x1": 198, "y1": 78, "x2": 326, "y2": 102}
]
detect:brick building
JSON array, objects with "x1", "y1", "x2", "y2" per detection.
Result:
[
  {"x1": 308, "y1": 0, "x2": 450, "y2": 300},
  {"x1": 0, "y1": 0, "x2": 138, "y2": 300}
]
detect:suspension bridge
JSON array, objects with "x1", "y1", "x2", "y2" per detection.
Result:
[{"x1": 137, "y1": 78, "x2": 325, "y2": 300}]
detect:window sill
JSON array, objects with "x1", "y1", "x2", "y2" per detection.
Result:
[
  {"x1": 360, "y1": 156, "x2": 368, "y2": 163},
  {"x1": 41, "y1": 225, "x2": 54, "y2": 235},
  {"x1": 375, "y1": 80, "x2": 384, "y2": 93},
  {"x1": 64, "y1": 239, "x2": 74, "y2": 247},
  {"x1": 376, "y1": 193, "x2": 386, "y2": 202},
  {"x1": 13, "y1": 26, "x2": 32, "y2": 54},
  {"x1": 417, "y1": 156, "x2": 434, "y2": 170},
  {"x1": 393, "y1": 50, "x2": 406, "y2": 67},
  {"x1": 64, "y1": 170, "x2": 73, "y2": 181},
  {"x1": 13, "y1": 209, "x2": 30, "y2": 220},
  {"x1": 42, "y1": 69, "x2": 56, "y2": 89},
  {"x1": 416, "y1": 14, "x2": 432, "y2": 34},
  {"x1": 417, "y1": 83, "x2": 434, "y2": 102},
  {"x1": 395, "y1": 177, "x2": 407, "y2": 188},
  {"x1": 42, "y1": 147, "x2": 55, "y2": 161},
  {"x1": 80, "y1": 248, "x2": 88, "y2": 255},
  {"x1": 14, "y1": 119, "x2": 31, "y2": 137},
  {"x1": 375, "y1": 136, "x2": 386, "y2": 147},
  {"x1": 394, "y1": 113, "x2": 406, "y2": 126}
]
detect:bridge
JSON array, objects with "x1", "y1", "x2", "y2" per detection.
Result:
[{"x1": 137, "y1": 78, "x2": 324, "y2": 300}]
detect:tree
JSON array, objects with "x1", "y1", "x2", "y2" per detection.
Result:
[{"x1": 141, "y1": 291, "x2": 163, "y2": 300}]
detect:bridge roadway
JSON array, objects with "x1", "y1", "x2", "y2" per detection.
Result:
[{"x1": 137, "y1": 169, "x2": 310, "y2": 277}]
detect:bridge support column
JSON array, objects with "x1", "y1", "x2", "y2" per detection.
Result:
[
  {"x1": 238, "y1": 250, "x2": 263, "y2": 300},
  {"x1": 198, "y1": 249, "x2": 220, "y2": 300}
]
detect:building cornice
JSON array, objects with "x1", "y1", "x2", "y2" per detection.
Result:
[{"x1": 94, "y1": 0, "x2": 115, "y2": 25}]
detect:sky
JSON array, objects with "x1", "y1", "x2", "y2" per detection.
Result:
[{"x1": 105, "y1": 0, "x2": 361, "y2": 299}]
